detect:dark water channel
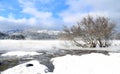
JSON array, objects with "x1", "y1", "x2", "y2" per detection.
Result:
[
  {"x1": 0, "y1": 49, "x2": 67, "y2": 72},
  {"x1": 0, "y1": 49, "x2": 109, "y2": 73}
]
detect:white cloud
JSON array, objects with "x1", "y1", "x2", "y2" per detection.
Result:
[
  {"x1": 0, "y1": 15, "x2": 33, "y2": 25},
  {"x1": 0, "y1": 14, "x2": 37, "y2": 31},
  {"x1": 59, "y1": 0, "x2": 120, "y2": 27},
  {"x1": 22, "y1": 7, "x2": 52, "y2": 19},
  {"x1": 60, "y1": 12, "x2": 108, "y2": 24},
  {"x1": 18, "y1": 0, "x2": 59, "y2": 28},
  {"x1": 86, "y1": 0, "x2": 120, "y2": 11}
]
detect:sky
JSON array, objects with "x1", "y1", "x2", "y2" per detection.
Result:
[{"x1": 0, "y1": 0, "x2": 120, "y2": 31}]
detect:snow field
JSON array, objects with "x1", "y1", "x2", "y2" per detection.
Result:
[
  {"x1": 51, "y1": 53, "x2": 120, "y2": 74},
  {"x1": 0, "y1": 40, "x2": 62, "y2": 51},
  {"x1": 0, "y1": 40, "x2": 120, "y2": 51}
]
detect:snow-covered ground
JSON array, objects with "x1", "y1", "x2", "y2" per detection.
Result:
[
  {"x1": 1, "y1": 51, "x2": 41, "y2": 57},
  {"x1": 0, "y1": 40, "x2": 120, "y2": 51},
  {"x1": 1, "y1": 40, "x2": 120, "y2": 74},
  {"x1": 111, "y1": 40, "x2": 120, "y2": 46},
  {"x1": 1, "y1": 60, "x2": 48, "y2": 74},
  {"x1": 51, "y1": 53, "x2": 120, "y2": 74},
  {"x1": 2, "y1": 53, "x2": 120, "y2": 74},
  {"x1": 0, "y1": 40, "x2": 62, "y2": 51}
]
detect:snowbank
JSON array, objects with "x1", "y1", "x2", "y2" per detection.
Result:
[
  {"x1": 1, "y1": 60, "x2": 48, "y2": 74},
  {"x1": 111, "y1": 40, "x2": 120, "y2": 46},
  {"x1": 1, "y1": 51, "x2": 41, "y2": 57},
  {"x1": 51, "y1": 53, "x2": 120, "y2": 74}
]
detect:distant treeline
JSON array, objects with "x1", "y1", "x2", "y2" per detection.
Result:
[
  {"x1": 0, "y1": 32, "x2": 25, "y2": 40},
  {"x1": 0, "y1": 31, "x2": 59, "y2": 40}
]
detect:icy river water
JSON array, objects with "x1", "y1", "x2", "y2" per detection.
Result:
[{"x1": 0, "y1": 50, "x2": 60, "y2": 72}]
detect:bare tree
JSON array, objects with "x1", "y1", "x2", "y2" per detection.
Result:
[
  {"x1": 114, "y1": 32, "x2": 120, "y2": 40},
  {"x1": 62, "y1": 15, "x2": 116, "y2": 48}
]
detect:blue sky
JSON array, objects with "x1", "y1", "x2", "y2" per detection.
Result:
[{"x1": 0, "y1": 0, "x2": 120, "y2": 31}]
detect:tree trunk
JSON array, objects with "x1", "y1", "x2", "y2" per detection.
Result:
[
  {"x1": 98, "y1": 39, "x2": 103, "y2": 47},
  {"x1": 90, "y1": 42, "x2": 96, "y2": 48},
  {"x1": 73, "y1": 39, "x2": 83, "y2": 47}
]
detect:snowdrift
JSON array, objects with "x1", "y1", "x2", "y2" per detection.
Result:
[{"x1": 1, "y1": 60, "x2": 48, "y2": 74}]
